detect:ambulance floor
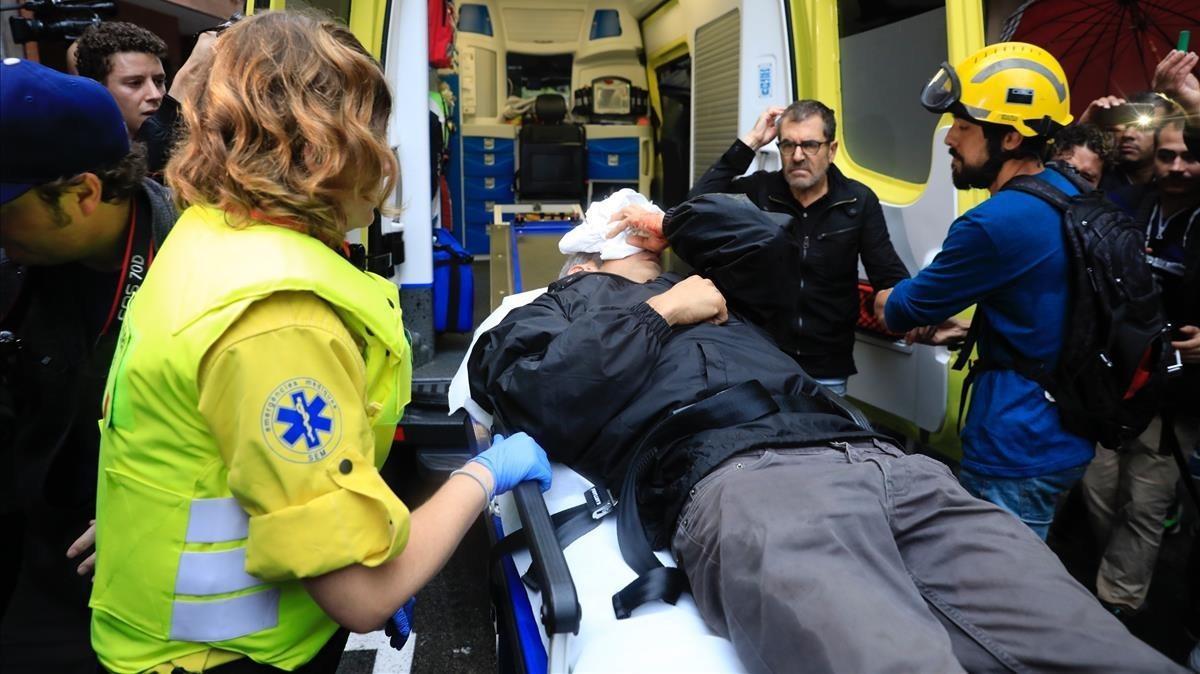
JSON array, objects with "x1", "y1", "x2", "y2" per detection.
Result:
[{"x1": 335, "y1": 444, "x2": 497, "y2": 674}]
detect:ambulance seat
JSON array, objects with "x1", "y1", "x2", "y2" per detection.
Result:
[{"x1": 518, "y1": 94, "x2": 586, "y2": 202}]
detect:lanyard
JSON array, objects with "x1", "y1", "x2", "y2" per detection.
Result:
[
  {"x1": 98, "y1": 201, "x2": 154, "y2": 339},
  {"x1": 1146, "y1": 202, "x2": 1200, "y2": 249}
]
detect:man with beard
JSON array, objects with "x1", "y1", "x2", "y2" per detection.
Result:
[
  {"x1": 1079, "y1": 91, "x2": 1175, "y2": 212},
  {"x1": 874, "y1": 44, "x2": 1092, "y2": 538},
  {"x1": 1080, "y1": 114, "x2": 1200, "y2": 621},
  {"x1": 673, "y1": 99, "x2": 909, "y2": 395}
]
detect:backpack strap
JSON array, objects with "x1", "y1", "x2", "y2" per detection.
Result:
[
  {"x1": 951, "y1": 312, "x2": 987, "y2": 434},
  {"x1": 1000, "y1": 173, "x2": 1073, "y2": 211},
  {"x1": 612, "y1": 380, "x2": 780, "y2": 619},
  {"x1": 950, "y1": 309, "x2": 1055, "y2": 433}
]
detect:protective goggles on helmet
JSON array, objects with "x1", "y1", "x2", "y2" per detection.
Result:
[{"x1": 920, "y1": 62, "x2": 961, "y2": 114}]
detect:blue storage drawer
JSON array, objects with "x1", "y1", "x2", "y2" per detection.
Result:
[
  {"x1": 464, "y1": 198, "x2": 514, "y2": 226},
  {"x1": 465, "y1": 175, "x2": 515, "y2": 201},
  {"x1": 587, "y1": 138, "x2": 639, "y2": 180},
  {"x1": 588, "y1": 138, "x2": 639, "y2": 154},
  {"x1": 464, "y1": 150, "x2": 515, "y2": 177},
  {"x1": 463, "y1": 136, "x2": 514, "y2": 154}
]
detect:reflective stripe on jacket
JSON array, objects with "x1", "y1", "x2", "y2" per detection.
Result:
[{"x1": 91, "y1": 205, "x2": 411, "y2": 673}]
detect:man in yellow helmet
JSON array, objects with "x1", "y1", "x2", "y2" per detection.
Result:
[{"x1": 876, "y1": 43, "x2": 1094, "y2": 539}]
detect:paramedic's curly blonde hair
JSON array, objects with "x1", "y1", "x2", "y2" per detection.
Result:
[{"x1": 165, "y1": 11, "x2": 397, "y2": 243}]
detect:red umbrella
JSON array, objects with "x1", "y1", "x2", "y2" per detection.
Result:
[{"x1": 1001, "y1": 0, "x2": 1199, "y2": 118}]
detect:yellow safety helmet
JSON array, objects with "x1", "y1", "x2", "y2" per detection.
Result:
[{"x1": 921, "y1": 42, "x2": 1073, "y2": 137}]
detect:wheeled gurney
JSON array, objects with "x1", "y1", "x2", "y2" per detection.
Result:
[{"x1": 446, "y1": 216, "x2": 747, "y2": 673}]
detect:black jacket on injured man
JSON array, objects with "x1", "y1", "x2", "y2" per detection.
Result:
[{"x1": 467, "y1": 194, "x2": 1182, "y2": 674}]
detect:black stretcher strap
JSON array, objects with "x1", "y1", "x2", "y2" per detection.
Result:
[
  {"x1": 493, "y1": 480, "x2": 617, "y2": 592},
  {"x1": 612, "y1": 380, "x2": 781, "y2": 619}
]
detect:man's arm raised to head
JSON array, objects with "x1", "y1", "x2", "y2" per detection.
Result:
[{"x1": 687, "y1": 106, "x2": 785, "y2": 200}]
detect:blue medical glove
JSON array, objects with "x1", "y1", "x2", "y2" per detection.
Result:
[
  {"x1": 471, "y1": 432, "x2": 552, "y2": 495},
  {"x1": 384, "y1": 597, "x2": 416, "y2": 651}
]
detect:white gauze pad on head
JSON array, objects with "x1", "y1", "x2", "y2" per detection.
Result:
[{"x1": 559, "y1": 189, "x2": 665, "y2": 260}]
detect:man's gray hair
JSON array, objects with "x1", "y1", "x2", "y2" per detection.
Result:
[
  {"x1": 559, "y1": 252, "x2": 602, "y2": 278},
  {"x1": 776, "y1": 99, "x2": 837, "y2": 142}
]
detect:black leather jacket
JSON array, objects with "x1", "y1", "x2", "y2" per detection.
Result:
[{"x1": 688, "y1": 140, "x2": 910, "y2": 377}]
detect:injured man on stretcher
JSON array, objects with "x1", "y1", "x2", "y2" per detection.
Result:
[{"x1": 466, "y1": 193, "x2": 1184, "y2": 674}]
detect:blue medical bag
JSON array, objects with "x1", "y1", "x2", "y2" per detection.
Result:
[{"x1": 433, "y1": 228, "x2": 475, "y2": 333}]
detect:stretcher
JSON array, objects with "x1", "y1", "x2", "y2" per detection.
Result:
[
  {"x1": 446, "y1": 218, "x2": 746, "y2": 673},
  {"x1": 452, "y1": 330, "x2": 746, "y2": 674}
]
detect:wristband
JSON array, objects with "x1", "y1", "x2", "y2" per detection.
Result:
[{"x1": 450, "y1": 467, "x2": 494, "y2": 506}]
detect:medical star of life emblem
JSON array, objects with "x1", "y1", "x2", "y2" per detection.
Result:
[{"x1": 261, "y1": 377, "x2": 342, "y2": 463}]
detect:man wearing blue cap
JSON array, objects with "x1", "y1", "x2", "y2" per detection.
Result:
[{"x1": 0, "y1": 58, "x2": 177, "y2": 671}]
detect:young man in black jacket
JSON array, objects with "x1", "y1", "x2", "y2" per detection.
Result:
[
  {"x1": 469, "y1": 194, "x2": 1181, "y2": 674},
  {"x1": 0, "y1": 60, "x2": 177, "y2": 672},
  {"x1": 680, "y1": 100, "x2": 909, "y2": 393},
  {"x1": 73, "y1": 22, "x2": 215, "y2": 176}
]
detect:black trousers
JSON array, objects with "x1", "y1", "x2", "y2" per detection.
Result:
[{"x1": 1, "y1": 508, "x2": 100, "y2": 674}]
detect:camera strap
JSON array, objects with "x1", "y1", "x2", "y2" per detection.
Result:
[{"x1": 98, "y1": 201, "x2": 153, "y2": 339}]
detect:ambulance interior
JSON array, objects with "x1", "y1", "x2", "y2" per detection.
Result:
[
  {"x1": 427, "y1": 6, "x2": 1017, "y2": 667},
  {"x1": 427, "y1": 0, "x2": 1000, "y2": 464}
]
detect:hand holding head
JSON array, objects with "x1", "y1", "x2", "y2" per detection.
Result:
[
  {"x1": 741, "y1": 105, "x2": 786, "y2": 150},
  {"x1": 606, "y1": 204, "x2": 667, "y2": 253}
]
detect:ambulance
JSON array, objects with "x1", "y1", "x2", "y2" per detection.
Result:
[{"x1": 245, "y1": 0, "x2": 1024, "y2": 464}]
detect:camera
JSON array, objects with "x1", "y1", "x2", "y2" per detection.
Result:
[
  {"x1": 1094, "y1": 102, "x2": 1157, "y2": 129},
  {"x1": 1166, "y1": 324, "x2": 1185, "y2": 378},
  {"x1": 199, "y1": 12, "x2": 242, "y2": 37},
  {"x1": 4, "y1": 1, "x2": 114, "y2": 44}
]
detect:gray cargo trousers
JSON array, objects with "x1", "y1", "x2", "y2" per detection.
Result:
[{"x1": 671, "y1": 439, "x2": 1184, "y2": 674}]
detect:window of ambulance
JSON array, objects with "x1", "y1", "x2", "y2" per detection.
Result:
[{"x1": 834, "y1": 0, "x2": 947, "y2": 189}]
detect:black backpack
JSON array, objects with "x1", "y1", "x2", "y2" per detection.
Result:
[{"x1": 954, "y1": 168, "x2": 1170, "y2": 450}]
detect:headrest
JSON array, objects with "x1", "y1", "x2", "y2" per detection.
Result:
[{"x1": 533, "y1": 94, "x2": 568, "y2": 124}]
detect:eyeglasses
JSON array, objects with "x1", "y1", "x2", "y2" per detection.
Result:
[
  {"x1": 778, "y1": 139, "x2": 830, "y2": 157},
  {"x1": 1156, "y1": 148, "x2": 1197, "y2": 165}
]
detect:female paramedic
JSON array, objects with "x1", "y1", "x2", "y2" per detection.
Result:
[{"x1": 87, "y1": 11, "x2": 550, "y2": 673}]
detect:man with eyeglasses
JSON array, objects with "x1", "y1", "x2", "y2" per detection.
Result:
[{"x1": 674, "y1": 100, "x2": 909, "y2": 396}]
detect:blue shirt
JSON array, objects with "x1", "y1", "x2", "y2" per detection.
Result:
[{"x1": 884, "y1": 168, "x2": 1093, "y2": 477}]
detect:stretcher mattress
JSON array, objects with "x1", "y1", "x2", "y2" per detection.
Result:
[
  {"x1": 494, "y1": 469, "x2": 745, "y2": 673},
  {"x1": 448, "y1": 292, "x2": 746, "y2": 673}
]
